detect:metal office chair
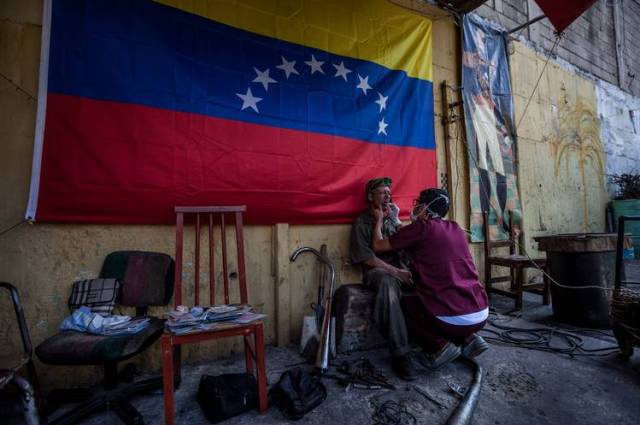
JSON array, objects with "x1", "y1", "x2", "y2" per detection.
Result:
[
  {"x1": 161, "y1": 206, "x2": 267, "y2": 425},
  {"x1": 0, "y1": 282, "x2": 41, "y2": 425}
]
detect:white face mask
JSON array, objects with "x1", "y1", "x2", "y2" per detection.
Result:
[
  {"x1": 410, "y1": 204, "x2": 426, "y2": 222},
  {"x1": 424, "y1": 193, "x2": 449, "y2": 218}
]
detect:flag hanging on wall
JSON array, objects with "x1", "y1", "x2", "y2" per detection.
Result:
[{"x1": 27, "y1": 0, "x2": 436, "y2": 224}]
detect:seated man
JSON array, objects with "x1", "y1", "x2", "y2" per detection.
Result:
[
  {"x1": 372, "y1": 188, "x2": 489, "y2": 370},
  {"x1": 350, "y1": 177, "x2": 418, "y2": 380}
]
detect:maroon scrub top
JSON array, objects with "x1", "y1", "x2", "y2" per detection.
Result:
[{"x1": 389, "y1": 218, "x2": 488, "y2": 317}]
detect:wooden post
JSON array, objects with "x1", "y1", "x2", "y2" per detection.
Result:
[
  {"x1": 440, "y1": 80, "x2": 460, "y2": 221},
  {"x1": 274, "y1": 223, "x2": 290, "y2": 346}
]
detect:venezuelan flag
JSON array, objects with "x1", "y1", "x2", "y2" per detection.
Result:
[{"x1": 28, "y1": 0, "x2": 436, "y2": 224}]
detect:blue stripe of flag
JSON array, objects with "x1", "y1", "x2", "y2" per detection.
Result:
[{"x1": 48, "y1": 0, "x2": 435, "y2": 150}]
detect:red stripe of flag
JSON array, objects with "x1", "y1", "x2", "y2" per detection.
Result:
[{"x1": 38, "y1": 94, "x2": 436, "y2": 224}]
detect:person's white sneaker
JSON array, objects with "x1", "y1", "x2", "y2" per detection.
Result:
[{"x1": 417, "y1": 342, "x2": 461, "y2": 370}]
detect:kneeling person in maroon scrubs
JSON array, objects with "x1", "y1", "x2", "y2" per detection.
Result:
[{"x1": 372, "y1": 188, "x2": 489, "y2": 370}]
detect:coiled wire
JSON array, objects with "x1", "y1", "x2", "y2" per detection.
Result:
[{"x1": 481, "y1": 313, "x2": 621, "y2": 357}]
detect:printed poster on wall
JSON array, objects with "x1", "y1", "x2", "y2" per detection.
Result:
[{"x1": 462, "y1": 14, "x2": 522, "y2": 241}]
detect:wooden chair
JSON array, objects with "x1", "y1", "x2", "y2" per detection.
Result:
[
  {"x1": 482, "y1": 212, "x2": 550, "y2": 310},
  {"x1": 161, "y1": 206, "x2": 267, "y2": 425}
]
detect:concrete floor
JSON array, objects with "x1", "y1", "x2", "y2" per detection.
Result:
[
  {"x1": 34, "y1": 292, "x2": 640, "y2": 425},
  {"x1": 5, "y1": 260, "x2": 640, "y2": 424}
]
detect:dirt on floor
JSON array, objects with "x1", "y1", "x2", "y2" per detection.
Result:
[{"x1": 26, "y1": 292, "x2": 639, "y2": 425}]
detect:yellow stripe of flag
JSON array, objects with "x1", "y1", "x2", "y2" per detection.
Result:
[{"x1": 154, "y1": 0, "x2": 432, "y2": 81}]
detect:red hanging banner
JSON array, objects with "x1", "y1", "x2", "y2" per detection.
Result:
[{"x1": 535, "y1": 0, "x2": 598, "y2": 34}]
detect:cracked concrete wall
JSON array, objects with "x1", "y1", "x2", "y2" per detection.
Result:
[
  {"x1": 596, "y1": 80, "x2": 640, "y2": 196},
  {"x1": 477, "y1": 0, "x2": 622, "y2": 92}
]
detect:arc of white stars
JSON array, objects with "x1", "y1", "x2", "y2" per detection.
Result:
[
  {"x1": 332, "y1": 61, "x2": 352, "y2": 81},
  {"x1": 252, "y1": 67, "x2": 277, "y2": 91},
  {"x1": 356, "y1": 74, "x2": 372, "y2": 95},
  {"x1": 305, "y1": 54, "x2": 325, "y2": 75},
  {"x1": 236, "y1": 87, "x2": 262, "y2": 113},
  {"x1": 276, "y1": 56, "x2": 299, "y2": 79},
  {"x1": 378, "y1": 117, "x2": 388, "y2": 135},
  {"x1": 375, "y1": 92, "x2": 388, "y2": 113}
]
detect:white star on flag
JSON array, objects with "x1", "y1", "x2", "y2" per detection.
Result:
[
  {"x1": 378, "y1": 117, "x2": 388, "y2": 135},
  {"x1": 356, "y1": 74, "x2": 372, "y2": 95},
  {"x1": 252, "y1": 67, "x2": 277, "y2": 91},
  {"x1": 375, "y1": 92, "x2": 388, "y2": 112},
  {"x1": 333, "y1": 61, "x2": 352, "y2": 81},
  {"x1": 276, "y1": 56, "x2": 299, "y2": 79},
  {"x1": 305, "y1": 54, "x2": 325, "y2": 75},
  {"x1": 236, "y1": 87, "x2": 262, "y2": 113}
]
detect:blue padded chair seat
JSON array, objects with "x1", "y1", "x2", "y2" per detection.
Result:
[{"x1": 35, "y1": 317, "x2": 164, "y2": 365}]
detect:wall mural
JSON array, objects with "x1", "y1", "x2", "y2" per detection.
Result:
[{"x1": 544, "y1": 85, "x2": 604, "y2": 231}]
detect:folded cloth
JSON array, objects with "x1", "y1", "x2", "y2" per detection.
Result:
[
  {"x1": 60, "y1": 306, "x2": 95, "y2": 332},
  {"x1": 60, "y1": 306, "x2": 149, "y2": 335},
  {"x1": 68, "y1": 278, "x2": 120, "y2": 316}
]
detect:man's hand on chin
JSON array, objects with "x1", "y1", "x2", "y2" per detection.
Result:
[
  {"x1": 388, "y1": 203, "x2": 401, "y2": 226},
  {"x1": 372, "y1": 206, "x2": 384, "y2": 221}
]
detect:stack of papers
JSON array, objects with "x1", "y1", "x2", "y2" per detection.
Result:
[
  {"x1": 165, "y1": 304, "x2": 265, "y2": 335},
  {"x1": 100, "y1": 317, "x2": 151, "y2": 335}
]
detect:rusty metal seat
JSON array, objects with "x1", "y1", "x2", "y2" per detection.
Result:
[{"x1": 482, "y1": 212, "x2": 550, "y2": 310}]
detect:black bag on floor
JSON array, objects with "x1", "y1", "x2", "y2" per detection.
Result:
[
  {"x1": 196, "y1": 373, "x2": 257, "y2": 423},
  {"x1": 268, "y1": 368, "x2": 327, "y2": 420}
]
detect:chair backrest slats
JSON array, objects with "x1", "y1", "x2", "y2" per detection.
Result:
[
  {"x1": 236, "y1": 211, "x2": 248, "y2": 303},
  {"x1": 483, "y1": 211, "x2": 517, "y2": 257},
  {"x1": 209, "y1": 213, "x2": 215, "y2": 306},
  {"x1": 175, "y1": 212, "x2": 184, "y2": 307},
  {"x1": 195, "y1": 213, "x2": 201, "y2": 306},
  {"x1": 175, "y1": 206, "x2": 247, "y2": 308},
  {"x1": 220, "y1": 213, "x2": 230, "y2": 304}
]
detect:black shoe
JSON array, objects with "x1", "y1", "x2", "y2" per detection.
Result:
[
  {"x1": 461, "y1": 334, "x2": 489, "y2": 359},
  {"x1": 392, "y1": 354, "x2": 418, "y2": 381}
]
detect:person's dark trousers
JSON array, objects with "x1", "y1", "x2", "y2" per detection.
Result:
[
  {"x1": 402, "y1": 294, "x2": 486, "y2": 354},
  {"x1": 364, "y1": 268, "x2": 411, "y2": 357}
]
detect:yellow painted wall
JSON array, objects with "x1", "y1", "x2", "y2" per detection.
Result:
[
  {"x1": 0, "y1": 0, "x2": 459, "y2": 390},
  {"x1": 509, "y1": 41, "x2": 608, "y2": 256}
]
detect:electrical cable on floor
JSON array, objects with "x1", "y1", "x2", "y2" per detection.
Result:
[
  {"x1": 372, "y1": 400, "x2": 417, "y2": 425},
  {"x1": 549, "y1": 323, "x2": 618, "y2": 344},
  {"x1": 480, "y1": 313, "x2": 621, "y2": 357}
]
